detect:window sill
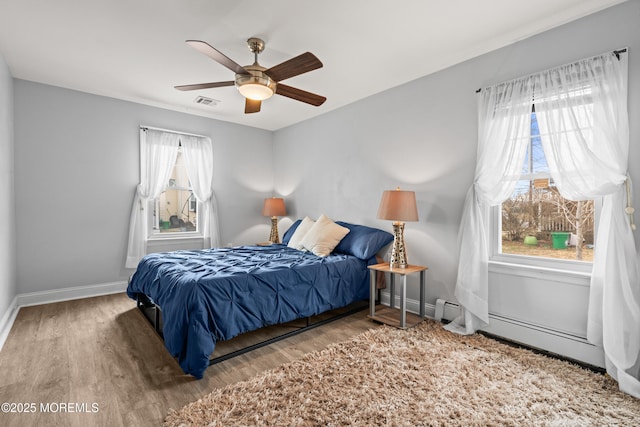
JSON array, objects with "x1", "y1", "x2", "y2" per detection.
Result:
[
  {"x1": 147, "y1": 233, "x2": 204, "y2": 246},
  {"x1": 148, "y1": 233, "x2": 203, "y2": 242},
  {"x1": 489, "y1": 259, "x2": 592, "y2": 286}
]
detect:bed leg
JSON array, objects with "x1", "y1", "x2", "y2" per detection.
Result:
[
  {"x1": 155, "y1": 306, "x2": 161, "y2": 334},
  {"x1": 135, "y1": 294, "x2": 164, "y2": 338}
]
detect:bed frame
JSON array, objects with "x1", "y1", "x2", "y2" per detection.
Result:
[{"x1": 135, "y1": 292, "x2": 373, "y2": 365}]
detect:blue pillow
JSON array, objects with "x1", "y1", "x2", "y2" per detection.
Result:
[
  {"x1": 281, "y1": 219, "x2": 302, "y2": 245},
  {"x1": 334, "y1": 221, "x2": 393, "y2": 260}
]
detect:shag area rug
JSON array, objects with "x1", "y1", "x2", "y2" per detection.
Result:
[{"x1": 165, "y1": 320, "x2": 640, "y2": 426}]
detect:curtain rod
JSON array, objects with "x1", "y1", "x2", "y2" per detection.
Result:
[
  {"x1": 140, "y1": 125, "x2": 208, "y2": 139},
  {"x1": 613, "y1": 48, "x2": 627, "y2": 60},
  {"x1": 475, "y1": 47, "x2": 628, "y2": 93}
]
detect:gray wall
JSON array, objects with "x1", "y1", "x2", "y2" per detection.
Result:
[
  {"x1": 274, "y1": 1, "x2": 640, "y2": 331},
  {"x1": 0, "y1": 53, "x2": 15, "y2": 321},
  {"x1": 4, "y1": 1, "x2": 639, "y2": 361},
  {"x1": 13, "y1": 81, "x2": 273, "y2": 294}
]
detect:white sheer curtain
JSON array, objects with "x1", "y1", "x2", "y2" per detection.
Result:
[
  {"x1": 445, "y1": 79, "x2": 534, "y2": 334},
  {"x1": 180, "y1": 135, "x2": 220, "y2": 248},
  {"x1": 125, "y1": 129, "x2": 180, "y2": 268},
  {"x1": 535, "y1": 52, "x2": 640, "y2": 397},
  {"x1": 448, "y1": 50, "x2": 640, "y2": 397}
]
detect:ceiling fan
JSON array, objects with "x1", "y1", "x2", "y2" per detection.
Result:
[{"x1": 175, "y1": 37, "x2": 326, "y2": 114}]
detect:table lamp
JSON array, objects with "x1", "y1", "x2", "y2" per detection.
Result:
[
  {"x1": 377, "y1": 188, "x2": 419, "y2": 268},
  {"x1": 262, "y1": 197, "x2": 287, "y2": 243}
]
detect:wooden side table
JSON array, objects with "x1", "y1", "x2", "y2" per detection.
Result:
[{"x1": 367, "y1": 262, "x2": 428, "y2": 329}]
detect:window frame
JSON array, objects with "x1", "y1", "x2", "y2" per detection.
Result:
[{"x1": 490, "y1": 108, "x2": 599, "y2": 275}]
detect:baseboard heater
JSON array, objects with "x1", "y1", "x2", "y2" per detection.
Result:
[
  {"x1": 433, "y1": 298, "x2": 605, "y2": 371},
  {"x1": 434, "y1": 298, "x2": 454, "y2": 323}
]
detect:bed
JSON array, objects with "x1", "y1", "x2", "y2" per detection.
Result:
[{"x1": 126, "y1": 218, "x2": 393, "y2": 378}]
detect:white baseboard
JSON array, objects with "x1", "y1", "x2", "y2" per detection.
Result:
[
  {"x1": 0, "y1": 281, "x2": 128, "y2": 352},
  {"x1": 379, "y1": 291, "x2": 438, "y2": 319},
  {"x1": 16, "y1": 281, "x2": 128, "y2": 308},
  {"x1": 0, "y1": 296, "x2": 19, "y2": 353},
  {"x1": 3, "y1": 284, "x2": 606, "y2": 370},
  {"x1": 381, "y1": 292, "x2": 605, "y2": 369}
]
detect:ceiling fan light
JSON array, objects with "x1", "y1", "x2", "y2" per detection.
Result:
[
  {"x1": 238, "y1": 83, "x2": 274, "y2": 100},
  {"x1": 235, "y1": 74, "x2": 276, "y2": 100}
]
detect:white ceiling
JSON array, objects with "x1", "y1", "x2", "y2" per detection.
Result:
[{"x1": 0, "y1": 0, "x2": 626, "y2": 131}]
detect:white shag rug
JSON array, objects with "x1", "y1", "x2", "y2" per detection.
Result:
[{"x1": 165, "y1": 319, "x2": 640, "y2": 426}]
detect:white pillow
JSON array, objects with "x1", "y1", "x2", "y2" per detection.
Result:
[
  {"x1": 300, "y1": 214, "x2": 350, "y2": 257},
  {"x1": 287, "y1": 216, "x2": 316, "y2": 250}
]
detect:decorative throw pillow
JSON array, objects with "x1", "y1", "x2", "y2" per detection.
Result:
[
  {"x1": 300, "y1": 214, "x2": 350, "y2": 257},
  {"x1": 287, "y1": 216, "x2": 316, "y2": 250},
  {"x1": 281, "y1": 219, "x2": 302, "y2": 245},
  {"x1": 334, "y1": 221, "x2": 394, "y2": 260}
]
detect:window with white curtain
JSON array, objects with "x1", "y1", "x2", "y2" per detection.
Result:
[
  {"x1": 496, "y1": 109, "x2": 597, "y2": 265},
  {"x1": 449, "y1": 50, "x2": 640, "y2": 397},
  {"x1": 149, "y1": 148, "x2": 201, "y2": 237},
  {"x1": 125, "y1": 127, "x2": 219, "y2": 269}
]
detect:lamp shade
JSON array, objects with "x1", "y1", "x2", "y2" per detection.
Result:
[
  {"x1": 377, "y1": 189, "x2": 418, "y2": 222},
  {"x1": 262, "y1": 197, "x2": 286, "y2": 217}
]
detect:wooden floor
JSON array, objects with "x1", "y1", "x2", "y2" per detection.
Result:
[{"x1": 0, "y1": 293, "x2": 379, "y2": 427}]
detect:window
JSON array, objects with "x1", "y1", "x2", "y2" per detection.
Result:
[
  {"x1": 498, "y1": 111, "x2": 595, "y2": 263},
  {"x1": 452, "y1": 51, "x2": 629, "y2": 341},
  {"x1": 126, "y1": 127, "x2": 216, "y2": 268},
  {"x1": 149, "y1": 148, "x2": 200, "y2": 237}
]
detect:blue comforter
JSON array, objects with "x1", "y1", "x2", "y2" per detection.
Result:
[{"x1": 127, "y1": 244, "x2": 371, "y2": 378}]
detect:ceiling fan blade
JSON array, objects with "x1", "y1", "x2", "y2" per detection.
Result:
[
  {"x1": 186, "y1": 40, "x2": 250, "y2": 75},
  {"x1": 264, "y1": 52, "x2": 323, "y2": 82},
  {"x1": 174, "y1": 81, "x2": 235, "y2": 91},
  {"x1": 245, "y1": 98, "x2": 261, "y2": 114},
  {"x1": 276, "y1": 84, "x2": 326, "y2": 106}
]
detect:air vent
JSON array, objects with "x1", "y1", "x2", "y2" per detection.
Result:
[{"x1": 194, "y1": 96, "x2": 219, "y2": 106}]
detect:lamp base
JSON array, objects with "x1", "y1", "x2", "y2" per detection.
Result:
[
  {"x1": 390, "y1": 222, "x2": 408, "y2": 268},
  {"x1": 268, "y1": 216, "x2": 280, "y2": 244}
]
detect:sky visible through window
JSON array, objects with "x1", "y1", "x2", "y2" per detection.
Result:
[{"x1": 514, "y1": 112, "x2": 548, "y2": 194}]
